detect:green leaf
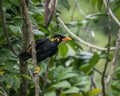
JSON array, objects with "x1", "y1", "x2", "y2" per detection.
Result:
[
  {"x1": 88, "y1": 88, "x2": 101, "y2": 96},
  {"x1": 52, "y1": 66, "x2": 64, "y2": 80},
  {"x1": 68, "y1": 40, "x2": 83, "y2": 51},
  {"x1": 70, "y1": 76, "x2": 89, "y2": 87},
  {"x1": 49, "y1": 57, "x2": 55, "y2": 68},
  {"x1": 58, "y1": 72, "x2": 79, "y2": 81},
  {"x1": 86, "y1": 13, "x2": 107, "y2": 23},
  {"x1": 58, "y1": 0, "x2": 70, "y2": 10},
  {"x1": 8, "y1": 25, "x2": 20, "y2": 33},
  {"x1": 63, "y1": 87, "x2": 79, "y2": 94},
  {"x1": 80, "y1": 52, "x2": 99, "y2": 73},
  {"x1": 70, "y1": 93, "x2": 83, "y2": 96},
  {"x1": 45, "y1": 91, "x2": 56, "y2": 96},
  {"x1": 89, "y1": 52, "x2": 99, "y2": 65},
  {"x1": 13, "y1": 76, "x2": 20, "y2": 92},
  {"x1": 30, "y1": 0, "x2": 40, "y2": 5},
  {"x1": 30, "y1": 5, "x2": 43, "y2": 15},
  {"x1": 75, "y1": 80, "x2": 89, "y2": 86},
  {"x1": 57, "y1": 67, "x2": 73, "y2": 81},
  {"x1": 33, "y1": 29, "x2": 44, "y2": 36},
  {"x1": 2, "y1": 1, "x2": 11, "y2": 10},
  {"x1": 30, "y1": 15, "x2": 38, "y2": 26},
  {"x1": 77, "y1": 52, "x2": 93, "y2": 64},
  {"x1": 22, "y1": 74, "x2": 32, "y2": 80},
  {"x1": 4, "y1": 59, "x2": 17, "y2": 70},
  {"x1": 90, "y1": 0, "x2": 103, "y2": 11},
  {"x1": 52, "y1": 81, "x2": 71, "y2": 88},
  {"x1": 97, "y1": 0, "x2": 103, "y2": 11},
  {"x1": 13, "y1": 16, "x2": 22, "y2": 26},
  {"x1": 5, "y1": 75, "x2": 14, "y2": 88},
  {"x1": 58, "y1": 43, "x2": 68, "y2": 57},
  {"x1": 9, "y1": 0, "x2": 19, "y2": 6},
  {"x1": 91, "y1": 0, "x2": 97, "y2": 6}
]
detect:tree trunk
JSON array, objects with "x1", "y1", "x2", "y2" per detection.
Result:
[{"x1": 19, "y1": 0, "x2": 30, "y2": 95}]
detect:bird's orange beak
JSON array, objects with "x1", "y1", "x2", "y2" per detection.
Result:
[{"x1": 62, "y1": 37, "x2": 72, "y2": 41}]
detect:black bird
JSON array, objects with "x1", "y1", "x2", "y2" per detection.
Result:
[{"x1": 20, "y1": 34, "x2": 71, "y2": 63}]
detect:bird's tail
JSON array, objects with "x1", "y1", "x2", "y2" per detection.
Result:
[{"x1": 19, "y1": 52, "x2": 31, "y2": 61}]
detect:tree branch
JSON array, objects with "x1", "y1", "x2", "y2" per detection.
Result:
[
  {"x1": 20, "y1": 0, "x2": 41, "y2": 96},
  {"x1": 105, "y1": 29, "x2": 120, "y2": 87},
  {"x1": 90, "y1": 73, "x2": 97, "y2": 89},
  {"x1": 103, "y1": 0, "x2": 120, "y2": 27},
  {"x1": 0, "y1": 0, "x2": 18, "y2": 56},
  {"x1": 42, "y1": 60, "x2": 50, "y2": 95},
  {"x1": 75, "y1": 0, "x2": 86, "y2": 17},
  {"x1": 0, "y1": 87, "x2": 8, "y2": 96},
  {"x1": 19, "y1": 0, "x2": 29, "y2": 95},
  {"x1": 101, "y1": 0, "x2": 112, "y2": 95},
  {"x1": 92, "y1": 68, "x2": 118, "y2": 81},
  {"x1": 29, "y1": 68, "x2": 42, "y2": 94},
  {"x1": 57, "y1": 17, "x2": 117, "y2": 51}
]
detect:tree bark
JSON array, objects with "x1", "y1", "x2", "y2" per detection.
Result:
[
  {"x1": 19, "y1": 0, "x2": 30, "y2": 96},
  {"x1": 19, "y1": 0, "x2": 41, "y2": 96}
]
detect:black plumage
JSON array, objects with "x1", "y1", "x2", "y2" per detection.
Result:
[{"x1": 20, "y1": 34, "x2": 71, "y2": 63}]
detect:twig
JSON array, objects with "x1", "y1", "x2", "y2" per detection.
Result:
[
  {"x1": 105, "y1": 29, "x2": 120, "y2": 87},
  {"x1": 92, "y1": 68, "x2": 118, "y2": 81},
  {"x1": 57, "y1": 17, "x2": 117, "y2": 51},
  {"x1": 0, "y1": 0, "x2": 18, "y2": 56},
  {"x1": 42, "y1": 63, "x2": 49, "y2": 95},
  {"x1": 101, "y1": 0, "x2": 111, "y2": 96},
  {"x1": 71, "y1": 0, "x2": 77, "y2": 21},
  {"x1": 0, "y1": 87, "x2": 8, "y2": 96},
  {"x1": 76, "y1": 0, "x2": 86, "y2": 17},
  {"x1": 103, "y1": 0, "x2": 120, "y2": 26},
  {"x1": 29, "y1": 68, "x2": 42, "y2": 94},
  {"x1": 90, "y1": 73, "x2": 97, "y2": 90}
]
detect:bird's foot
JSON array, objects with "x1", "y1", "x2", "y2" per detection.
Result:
[{"x1": 34, "y1": 66, "x2": 40, "y2": 74}]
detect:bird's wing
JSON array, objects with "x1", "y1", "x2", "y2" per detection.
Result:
[
  {"x1": 27, "y1": 38, "x2": 49, "y2": 53},
  {"x1": 35, "y1": 38, "x2": 49, "y2": 49}
]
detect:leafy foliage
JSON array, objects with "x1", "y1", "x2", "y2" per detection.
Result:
[{"x1": 0, "y1": 0, "x2": 120, "y2": 96}]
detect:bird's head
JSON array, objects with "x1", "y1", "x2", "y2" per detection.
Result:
[{"x1": 50, "y1": 34, "x2": 71, "y2": 45}]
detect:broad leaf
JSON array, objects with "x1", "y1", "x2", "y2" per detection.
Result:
[
  {"x1": 80, "y1": 52, "x2": 99, "y2": 73},
  {"x1": 63, "y1": 87, "x2": 79, "y2": 94},
  {"x1": 45, "y1": 91, "x2": 56, "y2": 96},
  {"x1": 58, "y1": 43, "x2": 68, "y2": 57},
  {"x1": 52, "y1": 81, "x2": 71, "y2": 88},
  {"x1": 22, "y1": 74, "x2": 32, "y2": 80},
  {"x1": 58, "y1": 0, "x2": 70, "y2": 10},
  {"x1": 88, "y1": 88, "x2": 101, "y2": 96}
]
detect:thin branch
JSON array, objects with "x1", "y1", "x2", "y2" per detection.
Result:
[
  {"x1": 71, "y1": 0, "x2": 77, "y2": 21},
  {"x1": 103, "y1": 0, "x2": 120, "y2": 26},
  {"x1": 92, "y1": 68, "x2": 118, "y2": 81},
  {"x1": 0, "y1": 87, "x2": 8, "y2": 96},
  {"x1": 42, "y1": 63, "x2": 49, "y2": 95},
  {"x1": 29, "y1": 68, "x2": 42, "y2": 94},
  {"x1": 105, "y1": 29, "x2": 120, "y2": 87},
  {"x1": 76, "y1": 0, "x2": 86, "y2": 17},
  {"x1": 0, "y1": 0, "x2": 18, "y2": 56},
  {"x1": 101, "y1": 0, "x2": 112, "y2": 95},
  {"x1": 90, "y1": 73, "x2": 97, "y2": 89},
  {"x1": 101, "y1": 28, "x2": 111, "y2": 96},
  {"x1": 57, "y1": 17, "x2": 117, "y2": 51}
]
